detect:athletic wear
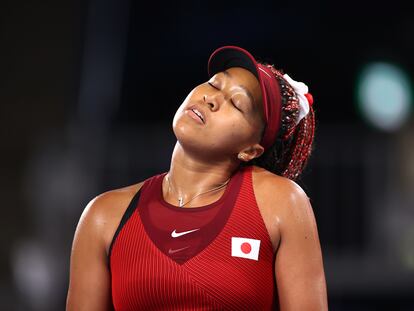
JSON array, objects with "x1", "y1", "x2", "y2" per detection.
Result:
[{"x1": 109, "y1": 166, "x2": 277, "y2": 310}]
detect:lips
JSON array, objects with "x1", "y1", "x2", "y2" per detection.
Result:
[
  {"x1": 186, "y1": 105, "x2": 206, "y2": 124},
  {"x1": 191, "y1": 108, "x2": 204, "y2": 123}
]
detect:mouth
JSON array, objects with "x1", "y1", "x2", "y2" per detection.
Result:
[
  {"x1": 186, "y1": 105, "x2": 206, "y2": 124},
  {"x1": 191, "y1": 108, "x2": 205, "y2": 123}
]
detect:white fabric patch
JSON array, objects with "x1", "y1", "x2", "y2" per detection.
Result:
[{"x1": 231, "y1": 237, "x2": 261, "y2": 261}]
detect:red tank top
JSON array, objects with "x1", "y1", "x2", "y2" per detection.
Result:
[{"x1": 109, "y1": 166, "x2": 277, "y2": 310}]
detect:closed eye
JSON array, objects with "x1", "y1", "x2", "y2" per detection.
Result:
[
  {"x1": 207, "y1": 82, "x2": 243, "y2": 112},
  {"x1": 208, "y1": 82, "x2": 243, "y2": 112},
  {"x1": 208, "y1": 82, "x2": 219, "y2": 89},
  {"x1": 231, "y1": 99, "x2": 242, "y2": 112}
]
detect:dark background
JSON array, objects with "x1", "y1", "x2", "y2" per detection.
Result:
[{"x1": 1, "y1": 0, "x2": 414, "y2": 310}]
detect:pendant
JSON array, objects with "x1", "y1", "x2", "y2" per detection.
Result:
[{"x1": 178, "y1": 197, "x2": 184, "y2": 207}]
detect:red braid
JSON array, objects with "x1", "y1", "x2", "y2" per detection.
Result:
[
  {"x1": 282, "y1": 106, "x2": 315, "y2": 180},
  {"x1": 249, "y1": 63, "x2": 316, "y2": 181}
]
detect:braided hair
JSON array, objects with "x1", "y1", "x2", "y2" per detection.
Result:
[{"x1": 248, "y1": 63, "x2": 316, "y2": 181}]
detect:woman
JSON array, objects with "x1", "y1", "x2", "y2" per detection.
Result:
[{"x1": 66, "y1": 45, "x2": 328, "y2": 310}]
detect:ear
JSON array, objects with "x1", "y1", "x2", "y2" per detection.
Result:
[{"x1": 238, "y1": 143, "x2": 265, "y2": 162}]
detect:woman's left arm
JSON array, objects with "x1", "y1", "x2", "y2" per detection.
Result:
[{"x1": 274, "y1": 181, "x2": 328, "y2": 311}]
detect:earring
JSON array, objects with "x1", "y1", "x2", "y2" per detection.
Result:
[{"x1": 238, "y1": 153, "x2": 245, "y2": 160}]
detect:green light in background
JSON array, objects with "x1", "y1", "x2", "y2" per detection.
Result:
[{"x1": 356, "y1": 62, "x2": 412, "y2": 131}]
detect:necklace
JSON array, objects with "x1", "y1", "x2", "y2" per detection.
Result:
[{"x1": 165, "y1": 174, "x2": 231, "y2": 208}]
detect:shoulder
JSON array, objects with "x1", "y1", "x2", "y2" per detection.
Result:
[
  {"x1": 77, "y1": 181, "x2": 145, "y2": 256},
  {"x1": 250, "y1": 165, "x2": 312, "y2": 228},
  {"x1": 82, "y1": 182, "x2": 144, "y2": 223},
  {"x1": 251, "y1": 165, "x2": 309, "y2": 203},
  {"x1": 87, "y1": 182, "x2": 144, "y2": 213}
]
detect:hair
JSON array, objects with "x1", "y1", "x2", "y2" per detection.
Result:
[{"x1": 247, "y1": 63, "x2": 316, "y2": 181}]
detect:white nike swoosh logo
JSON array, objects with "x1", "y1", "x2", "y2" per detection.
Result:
[
  {"x1": 171, "y1": 228, "x2": 200, "y2": 238},
  {"x1": 168, "y1": 246, "x2": 190, "y2": 254}
]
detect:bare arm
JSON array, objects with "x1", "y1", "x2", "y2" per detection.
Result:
[
  {"x1": 274, "y1": 181, "x2": 328, "y2": 310},
  {"x1": 66, "y1": 195, "x2": 114, "y2": 311}
]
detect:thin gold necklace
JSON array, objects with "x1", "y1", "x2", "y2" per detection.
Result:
[{"x1": 165, "y1": 174, "x2": 231, "y2": 208}]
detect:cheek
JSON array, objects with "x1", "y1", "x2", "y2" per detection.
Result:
[{"x1": 211, "y1": 116, "x2": 254, "y2": 146}]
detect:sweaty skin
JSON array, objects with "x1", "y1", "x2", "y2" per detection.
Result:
[{"x1": 66, "y1": 67, "x2": 328, "y2": 311}]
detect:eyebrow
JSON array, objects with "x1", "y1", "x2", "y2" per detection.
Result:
[{"x1": 222, "y1": 70, "x2": 256, "y2": 106}]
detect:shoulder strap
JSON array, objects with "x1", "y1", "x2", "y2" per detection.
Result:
[{"x1": 107, "y1": 189, "x2": 142, "y2": 265}]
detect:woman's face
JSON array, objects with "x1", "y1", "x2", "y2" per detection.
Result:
[{"x1": 173, "y1": 67, "x2": 265, "y2": 158}]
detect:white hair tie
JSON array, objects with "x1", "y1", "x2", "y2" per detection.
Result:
[{"x1": 283, "y1": 74, "x2": 314, "y2": 125}]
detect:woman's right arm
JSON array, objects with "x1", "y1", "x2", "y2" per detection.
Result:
[{"x1": 66, "y1": 194, "x2": 115, "y2": 311}]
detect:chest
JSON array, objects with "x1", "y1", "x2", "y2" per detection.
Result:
[{"x1": 109, "y1": 186, "x2": 277, "y2": 310}]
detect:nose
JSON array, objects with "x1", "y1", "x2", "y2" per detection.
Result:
[{"x1": 203, "y1": 93, "x2": 223, "y2": 111}]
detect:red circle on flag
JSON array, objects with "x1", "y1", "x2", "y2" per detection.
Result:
[{"x1": 241, "y1": 242, "x2": 251, "y2": 254}]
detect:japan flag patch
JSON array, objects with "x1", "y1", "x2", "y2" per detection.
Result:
[{"x1": 231, "y1": 237, "x2": 261, "y2": 261}]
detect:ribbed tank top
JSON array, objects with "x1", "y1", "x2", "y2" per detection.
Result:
[{"x1": 109, "y1": 166, "x2": 277, "y2": 310}]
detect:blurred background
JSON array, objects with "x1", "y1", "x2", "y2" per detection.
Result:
[{"x1": 1, "y1": 0, "x2": 414, "y2": 310}]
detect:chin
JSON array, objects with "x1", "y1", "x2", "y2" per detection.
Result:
[{"x1": 172, "y1": 120, "x2": 199, "y2": 149}]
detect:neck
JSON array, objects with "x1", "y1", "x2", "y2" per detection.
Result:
[{"x1": 165, "y1": 141, "x2": 240, "y2": 204}]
